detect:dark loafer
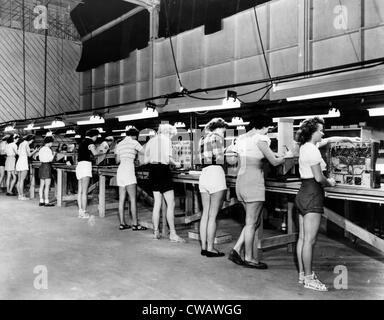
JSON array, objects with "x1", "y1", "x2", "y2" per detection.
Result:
[
  {"x1": 39, "y1": 202, "x2": 45, "y2": 206},
  {"x1": 243, "y1": 260, "x2": 268, "y2": 269},
  {"x1": 205, "y1": 251, "x2": 225, "y2": 258},
  {"x1": 44, "y1": 203, "x2": 55, "y2": 207},
  {"x1": 201, "y1": 250, "x2": 207, "y2": 256},
  {"x1": 228, "y1": 249, "x2": 244, "y2": 265}
]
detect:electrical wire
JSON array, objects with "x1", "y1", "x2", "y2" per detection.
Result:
[
  {"x1": 163, "y1": 0, "x2": 184, "y2": 90},
  {"x1": 253, "y1": 6, "x2": 272, "y2": 83}
]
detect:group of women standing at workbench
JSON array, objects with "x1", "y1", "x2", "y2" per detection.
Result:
[
  {"x1": 0, "y1": 133, "x2": 58, "y2": 206},
  {"x1": 0, "y1": 114, "x2": 359, "y2": 293}
]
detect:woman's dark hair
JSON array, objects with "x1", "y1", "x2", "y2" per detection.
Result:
[
  {"x1": 295, "y1": 117, "x2": 325, "y2": 146},
  {"x1": 126, "y1": 126, "x2": 139, "y2": 137},
  {"x1": 44, "y1": 136, "x2": 54, "y2": 145},
  {"x1": 6, "y1": 135, "x2": 14, "y2": 144},
  {"x1": 24, "y1": 134, "x2": 35, "y2": 142},
  {"x1": 205, "y1": 118, "x2": 228, "y2": 132},
  {"x1": 248, "y1": 114, "x2": 274, "y2": 130},
  {"x1": 85, "y1": 129, "x2": 100, "y2": 138}
]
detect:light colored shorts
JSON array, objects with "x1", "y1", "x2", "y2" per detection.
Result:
[
  {"x1": 76, "y1": 161, "x2": 92, "y2": 180},
  {"x1": 16, "y1": 157, "x2": 29, "y2": 172},
  {"x1": 116, "y1": 160, "x2": 137, "y2": 187},
  {"x1": 199, "y1": 165, "x2": 227, "y2": 194},
  {"x1": 5, "y1": 156, "x2": 16, "y2": 172}
]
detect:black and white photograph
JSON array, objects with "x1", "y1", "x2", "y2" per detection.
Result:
[{"x1": 0, "y1": 0, "x2": 384, "y2": 304}]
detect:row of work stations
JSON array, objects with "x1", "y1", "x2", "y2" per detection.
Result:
[{"x1": 1, "y1": 101, "x2": 384, "y2": 259}]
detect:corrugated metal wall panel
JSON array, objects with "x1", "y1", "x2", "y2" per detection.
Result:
[{"x1": 0, "y1": 26, "x2": 80, "y2": 123}]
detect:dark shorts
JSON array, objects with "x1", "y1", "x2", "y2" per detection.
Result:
[
  {"x1": 295, "y1": 178, "x2": 324, "y2": 215},
  {"x1": 148, "y1": 163, "x2": 173, "y2": 193},
  {"x1": 0, "y1": 155, "x2": 5, "y2": 167},
  {"x1": 39, "y1": 163, "x2": 52, "y2": 180}
]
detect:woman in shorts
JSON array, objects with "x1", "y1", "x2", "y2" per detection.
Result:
[
  {"x1": 16, "y1": 134, "x2": 38, "y2": 200},
  {"x1": 144, "y1": 123, "x2": 185, "y2": 242},
  {"x1": 295, "y1": 117, "x2": 359, "y2": 291},
  {"x1": 115, "y1": 126, "x2": 146, "y2": 231},
  {"x1": 227, "y1": 115, "x2": 285, "y2": 268},
  {"x1": 198, "y1": 118, "x2": 228, "y2": 257},
  {"x1": 76, "y1": 129, "x2": 104, "y2": 219},
  {"x1": 38, "y1": 136, "x2": 55, "y2": 207},
  {"x1": 5, "y1": 134, "x2": 19, "y2": 196}
]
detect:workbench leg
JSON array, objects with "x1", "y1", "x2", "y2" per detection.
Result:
[
  {"x1": 29, "y1": 167, "x2": 35, "y2": 199},
  {"x1": 62, "y1": 171, "x2": 68, "y2": 197},
  {"x1": 57, "y1": 169, "x2": 63, "y2": 207},
  {"x1": 287, "y1": 201, "x2": 295, "y2": 253},
  {"x1": 98, "y1": 175, "x2": 106, "y2": 218},
  {"x1": 344, "y1": 200, "x2": 353, "y2": 241},
  {"x1": 161, "y1": 197, "x2": 168, "y2": 236}
]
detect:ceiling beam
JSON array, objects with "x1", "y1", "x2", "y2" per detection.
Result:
[
  {"x1": 122, "y1": 0, "x2": 160, "y2": 9},
  {"x1": 81, "y1": 6, "x2": 145, "y2": 42}
]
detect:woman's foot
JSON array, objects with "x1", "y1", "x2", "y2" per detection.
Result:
[
  {"x1": 201, "y1": 249, "x2": 207, "y2": 256},
  {"x1": 243, "y1": 259, "x2": 268, "y2": 269},
  {"x1": 119, "y1": 224, "x2": 131, "y2": 230},
  {"x1": 169, "y1": 233, "x2": 185, "y2": 243},
  {"x1": 153, "y1": 230, "x2": 161, "y2": 240},
  {"x1": 205, "y1": 250, "x2": 225, "y2": 257},
  {"x1": 78, "y1": 209, "x2": 89, "y2": 219},
  {"x1": 298, "y1": 271, "x2": 305, "y2": 284},
  {"x1": 132, "y1": 225, "x2": 147, "y2": 231},
  {"x1": 304, "y1": 272, "x2": 328, "y2": 291},
  {"x1": 228, "y1": 249, "x2": 244, "y2": 265},
  {"x1": 39, "y1": 202, "x2": 45, "y2": 207}
]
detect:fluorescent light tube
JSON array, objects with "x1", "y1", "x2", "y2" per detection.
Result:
[
  {"x1": 286, "y1": 84, "x2": 384, "y2": 101},
  {"x1": 25, "y1": 124, "x2": 40, "y2": 130},
  {"x1": 77, "y1": 116, "x2": 105, "y2": 125},
  {"x1": 118, "y1": 108, "x2": 158, "y2": 122},
  {"x1": 179, "y1": 98, "x2": 241, "y2": 113},
  {"x1": 44, "y1": 120, "x2": 65, "y2": 129},
  {"x1": 273, "y1": 109, "x2": 340, "y2": 122},
  {"x1": 368, "y1": 107, "x2": 384, "y2": 117}
]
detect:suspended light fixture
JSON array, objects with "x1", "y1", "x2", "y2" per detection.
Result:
[
  {"x1": 179, "y1": 90, "x2": 240, "y2": 113},
  {"x1": 179, "y1": 96, "x2": 241, "y2": 113},
  {"x1": 4, "y1": 124, "x2": 15, "y2": 132},
  {"x1": 236, "y1": 126, "x2": 246, "y2": 130},
  {"x1": 174, "y1": 122, "x2": 186, "y2": 128},
  {"x1": 97, "y1": 127, "x2": 106, "y2": 133},
  {"x1": 77, "y1": 115, "x2": 105, "y2": 126},
  {"x1": 25, "y1": 123, "x2": 41, "y2": 131},
  {"x1": 45, "y1": 131, "x2": 53, "y2": 137},
  {"x1": 273, "y1": 109, "x2": 340, "y2": 122},
  {"x1": 367, "y1": 107, "x2": 384, "y2": 117},
  {"x1": 281, "y1": 84, "x2": 384, "y2": 101},
  {"x1": 228, "y1": 117, "x2": 249, "y2": 126},
  {"x1": 118, "y1": 107, "x2": 159, "y2": 122},
  {"x1": 65, "y1": 130, "x2": 76, "y2": 135},
  {"x1": 44, "y1": 120, "x2": 65, "y2": 129},
  {"x1": 74, "y1": 134, "x2": 81, "y2": 139},
  {"x1": 121, "y1": 132, "x2": 127, "y2": 137}
]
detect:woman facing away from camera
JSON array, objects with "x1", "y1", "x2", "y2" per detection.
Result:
[
  {"x1": 16, "y1": 134, "x2": 39, "y2": 200},
  {"x1": 198, "y1": 118, "x2": 229, "y2": 257},
  {"x1": 38, "y1": 136, "x2": 56, "y2": 207},
  {"x1": 0, "y1": 135, "x2": 7, "y2": 192},
  {"x1": 76, "y1": 129, "x2": 105, "y2": 219},
  {"x1": 144, "y1": 123, "x2": 185, "y2": 242},
  {"x1": 226, "y1": 115, "x2": 285, "y2": 268},
  {"x1": 115, "y1": 126, "x2": 147, "y2": 231},
  {"x1": 295, "y1": 117, "x2": 360, "y2": 291},
  {"x1": 5, "y1": 134, "x2": 19, "y2": 196}
]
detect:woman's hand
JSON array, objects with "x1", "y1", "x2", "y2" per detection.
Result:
[{"x1": 327, "y1": 177, "x2": 336, "y2": 187}]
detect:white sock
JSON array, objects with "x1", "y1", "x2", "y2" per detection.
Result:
[
  {"x1": 45, "y1": 199, "x2": 49, "y2": 204},
  {"x1": 40, "y1": 198, "x2": 44, "y2": 203}
]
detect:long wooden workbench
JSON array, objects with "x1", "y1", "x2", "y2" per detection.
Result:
[{"x1": 29, "y1": 162, "x2": 384, "y2": 253}]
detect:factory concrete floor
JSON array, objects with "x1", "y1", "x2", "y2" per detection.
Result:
[{"x1": 0, "y1": 193, "x2": 383, "y2": 300}]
